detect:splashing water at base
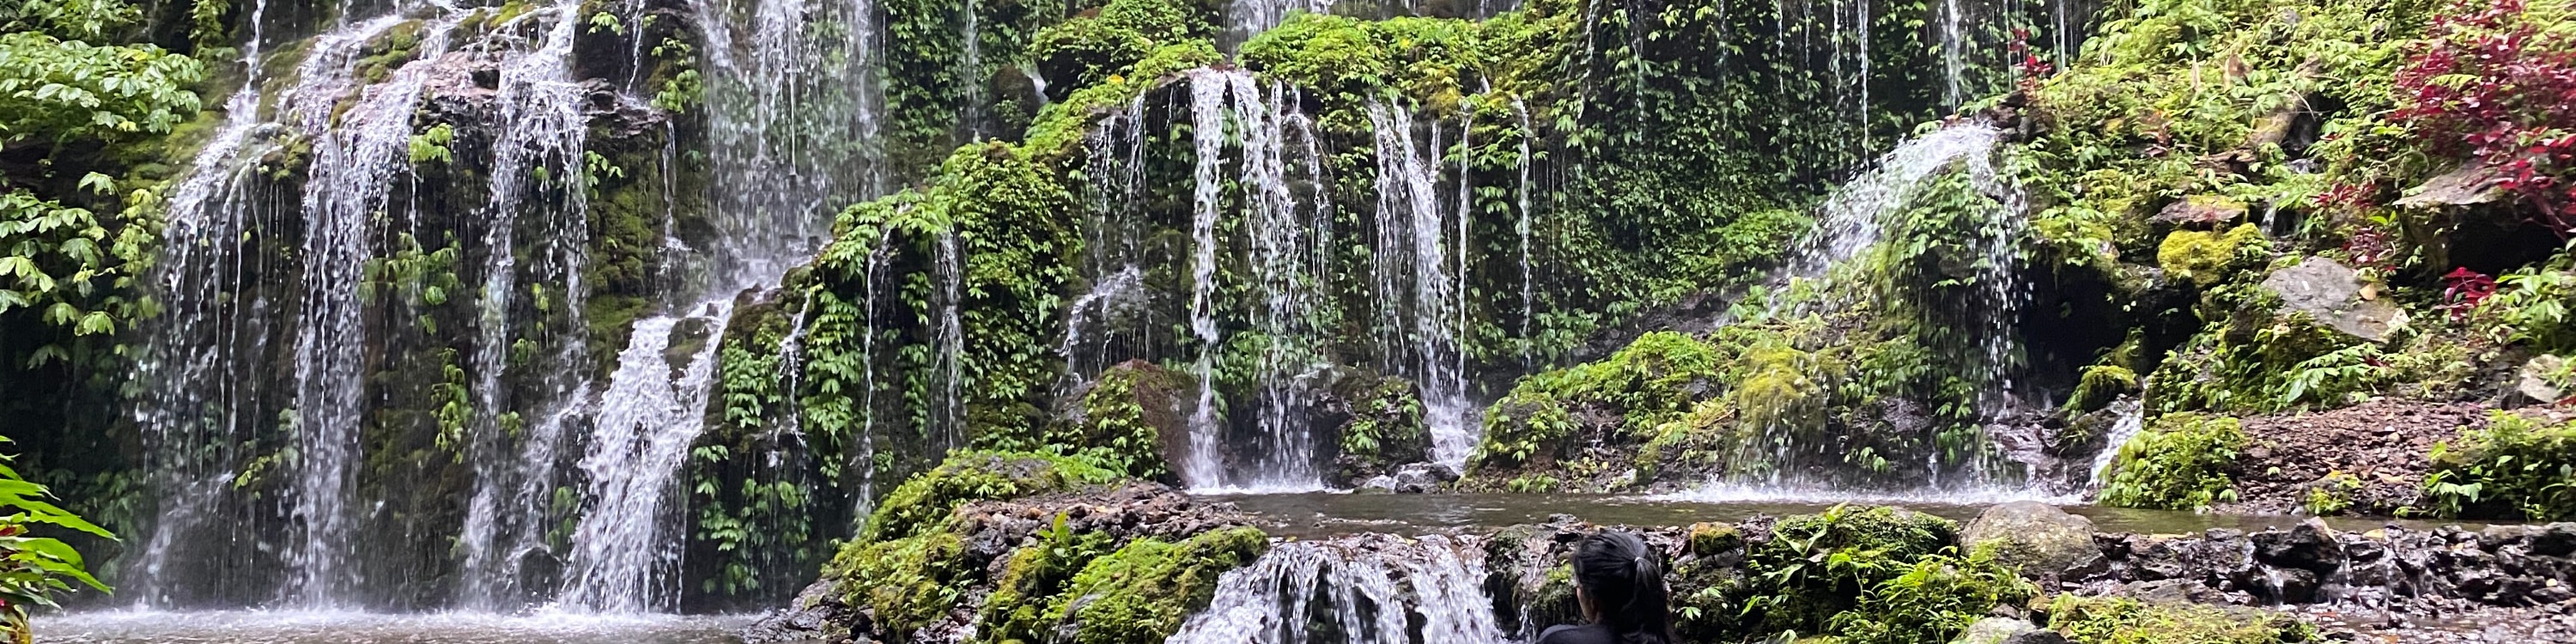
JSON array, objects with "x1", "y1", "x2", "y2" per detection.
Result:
[{"x1": 1167, "y1": 534, "x2": 1501, "y2": 644}]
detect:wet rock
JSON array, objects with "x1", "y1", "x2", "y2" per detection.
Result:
[
  {"x1": 1389, "y1": 462, "x2": 1459, "y2": 493},
  {"x1": 1962, "y1": 501, "x2": 2099, "y2": 578},
  {"x1": 2001, "y1": 630, "x2": 2069, "y2": 644},
  {"x1": 1953, "y1": 617, "x2": 2039, "y2": 644},
  {"x1": 744, "y1": 579, "x2": 856, "y2": 644},
  {"x1": 2518, "y1": 355, "x2": 2568, "y2": 406},
  {"x1": 2155, "y1": 195, "x2": 2249, "y2": 228},
  {"x1": 2251, "y1": 519, "x2": 2344, "y2": 575},
  {"x1": 2396, "y1": 162, "x2": 2507, "y2": 209},
  {"x1": 2261, "y1": 257, "x2": 2408, "y2": 343}
]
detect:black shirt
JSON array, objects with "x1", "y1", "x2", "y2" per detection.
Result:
[{"x1": 1535, "y1": 623, "x2": 1619, "y2": 644}]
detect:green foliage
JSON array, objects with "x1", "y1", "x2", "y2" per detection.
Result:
[
  {"x1": 2421, "y1": 411, "x2": 2576, "y2": 520},
  {"x1": 2042, "y1": 595, "x2": 2318, "y2": 644},
  {"x1": 831, "y1": 531, "x2": 971, "y2": 635},
  {"x1": 1338, "y1": 376, "x2": 1429, "y2": 471},
  {"x1": 1, "y1": 0, "x2": 142, "y2": 43},
  {"x1": 2100, "y1": 413, "x2": 2245, "y2": 511},
  {"x1": 860, "y1": 451, "x2": 1123, "y2": 542},
  {"x1": 1036, "y1": 526, "x2": 1267, "y2": 644},
  {"x1": 973, "y1": 515, "x2": 1119, "y2": 644},
  {"x1": 2301, "y1": 471, "x2": 2363, "y2": 515},
  {"x1": 2474, "y1": 254, "x2": 2576, "y2": 354},
  {"x1": 1474, "y1": 331, "x2": 1724, "y2": 469},
  {"x1": 1735, "y1": 505, "x2": 2030, "y2": 644},
  {"x1": 0, "y1": 32, "x2": 205, "y2": 143},
  {"x1": 0, "y1": 437, "x2": 114, "y2": 642},
  {"x1": 1030, "y1": 362, "x2": 1182, "y2": 481},
  {"x1": 408, "y1": 124, "x2": 455, "y2": 165},
  {"x1": 0, "y1": 185, "x2": 159, "y2": 368}
]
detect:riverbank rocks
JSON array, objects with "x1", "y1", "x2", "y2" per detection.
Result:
[
  {"x1": 1963, "y1": 501, "x2": 2099, "y2": 578},
  {"x1": 2260, "y1": 257, "x2": 2408, "y2": 343},
  {"x1": 1955, "y1": 617, "x2": 2041, "y2": 644}
]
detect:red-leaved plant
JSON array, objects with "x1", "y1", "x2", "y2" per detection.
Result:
[
  {"x1": 2392, "y1": 0, "x2": 2576, "y2": 238},
  {"x1": 2440, "y1": 266, "x2": 2500, "y2": 320}
]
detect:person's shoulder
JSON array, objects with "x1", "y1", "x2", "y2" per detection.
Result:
[{"x1": 1535, "y1": 623, "x2": 1613, "y2": 644}]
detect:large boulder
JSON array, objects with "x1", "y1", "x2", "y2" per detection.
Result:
[
  {"x1": 2260, "y1": 257, "x2": 2408, "y2": 343},
  {"x1": 2519, "y1": 355, "x2": 2568, "y2": 406},
  {"x1": 1962, "y1": 501, "x2": 2099, "y2": 578},
  {"x1": 1953, "y1": 617, "x2": 2040, "y2": 644}
]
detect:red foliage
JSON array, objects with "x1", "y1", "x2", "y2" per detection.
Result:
[
  {"x1": 2008, "y1": 28, "x2": 2055, "y2": 95},
  {"x1": 2343, "y1": 225, "x2": 2397, "y2": 269},
  {"x1": 2441, "y1": 266, "x2": 2500, "y2": 320},
  {"x1": 2393, "y1": 0, "x2": 2576, "y2": 238}
]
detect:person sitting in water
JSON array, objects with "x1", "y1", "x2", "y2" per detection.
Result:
[{"x1": 1537, "y1": 531, "x2": 1675, "y2": 644}]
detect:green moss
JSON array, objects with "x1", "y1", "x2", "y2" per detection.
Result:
[
  {"x1": 2042, "y1": 595, "x2": 2318, "y2": 644},
  {"x1": 2156, "y1": 224, "x2": 2271, "y2": 287},
  {"x1": 2066, "y1": 365, "x2": 2140, "y2": 414},
  {"x1": 974, "y1": 516, "x2": 1121, "y2": 644},
  {"x1": 2423, "y1": 411, "x2": 2576, "y2": 520},
  {"x1": 861, "y1": 451, "x2": 1124, "y2": 542},
  {"x1": 1040, "y1": 526, "x2": 1268, "y2": 644},
  {"x1": 1473, "y1": 331, "x2": 1725, "y2": 471},
  {"x1": 1686, "y1": 521, "x2": 1742, "y2": 557},
  {"x1": 2100, "y1": 413, "x2": 2245, "y2": 511},
  {"x1": 829, "y1": 532, "x2": 972, "y2": 635}
]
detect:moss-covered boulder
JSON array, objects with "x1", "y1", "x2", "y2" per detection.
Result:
[
  {"x1": 1327, "y1": 373, "x2": 1432, "y2": 488},
  {"x1": 862, "y1": 451, "x2": 1125, "y2": 542},
  {"x1": 1028, "y1": 526, "x2": 1268, "y2": 644}
]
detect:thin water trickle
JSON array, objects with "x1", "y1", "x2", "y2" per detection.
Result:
[
  {"x1": 2088, "y1": 400, "x2": 2146, "y2": 492},
  {"x1": 1367, "y1": 101, "x2": 1475, "y2": 471}
]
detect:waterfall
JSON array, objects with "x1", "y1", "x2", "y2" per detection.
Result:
[
  {"x1": 1367, "y1": 102, "x2": 1475, "y2": 470},
  {"x1": 562, "y1": 304, "x2": 734, "y2": 612},
  {"x1": 1224, "y1": 0, "x2": 1333, "y2": 45},
  {"x1": 458, "y1": 0, "x2": 602, "y2": 607},
  {"x1": 935, "y1": 229, "x2": 968, "y2": 451},
  {"x1": 1166, "y1": 535, "x2": 1503, "y2": 644},
  {"x1": 1183, "y1": 70, "x2": 1230, "y2": 489},
  {"x1": 1175, "y1": 69, "x2": 1334, "y2": 490},
  {"x1": 1512, "y1": 98, "x2": 1536, "y2": 368},
  {"x1": 1680, "y1": 123, "x2": 2040, "y2": 501},
  {"x1": 696, "y1": 0, "x2": 884, "y2": 286},
  {"x1": 281, "y1": 7, "x2": 469, "y2": 605}
]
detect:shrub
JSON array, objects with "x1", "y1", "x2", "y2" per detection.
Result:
[
  {"x1": 2423, "y1": 412, "x2": 2576, "y2": 520},
  {"x1": 2043, "y1": 595, "x2": 2318, "y2": 644},
  {"x1": 2100, "y1": 413, "x2": 2245, "y2": 511}
]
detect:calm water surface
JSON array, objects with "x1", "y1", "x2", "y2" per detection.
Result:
[
  {"x1": 39, "y1": 611, "x2": 752, "y2": 644},
  {"x1": 1210, "y1": 492, "x2": 2478, "y2": 538}
]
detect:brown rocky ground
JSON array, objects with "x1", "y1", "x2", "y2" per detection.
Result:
[{"x1": 2215, "y1": 399, "x2": 2489, "y2": 516}]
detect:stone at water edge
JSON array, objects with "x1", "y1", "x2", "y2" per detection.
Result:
[
  {"x1": 1962, "y1": 501, "x2": 2099, "y2": 578},
  {"x1": 1953, "y1": 617, "x2": 2039, "y2": 644},
  {"x1": 2154, "y1": 195, "x2": 2249, "y2": 228},
  {"x1": 2261, "y1": 257, "x2": 2409, "y2": 343}
]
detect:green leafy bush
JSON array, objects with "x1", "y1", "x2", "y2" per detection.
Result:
[
  {"x1": 2100, "y1": 413, "x2": 2245, "y2": 511},
  {"x1": 2422, "y1": 412, "x2": 2576, "y2": 520},
  {"x1": 2043, "y1": 595, "x2": 2318, "y2": 644}
]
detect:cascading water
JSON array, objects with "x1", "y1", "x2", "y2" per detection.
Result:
[
  {"x1": 457, "y1": 0, "x2": 605, "y2": 607},
  {"x1": 561, "y1": 304, "x2": 734, "y2": 612},
  {"x1": 2087, "y1": 400, "x2": 2145, "y2": 491},
  {"x1": 1183, "y1": 70, "x2": 1230, "y2": 489},
  {"x1": 1367, "y1": 101, "x2": 1476, "y2": 470},
  {"x1": 1167, "y1": 535, "x2": 1503, "y2": 644},
  {"x1": 280, "y1": 7, "x2": 468, "y2": 605}
]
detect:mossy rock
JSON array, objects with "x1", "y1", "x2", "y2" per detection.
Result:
[
  {"x1": 860, "y1": 451, "x2": 1125, "y2": 542},
  {"x1": 828, "y1": 532, "x2": 971, "y2": 636},
  {"x1": 2042, "y1": 595, "x2": 2318, "y2": 644},
  {"x1": 1037, "y1": 526, "x2": 1268, "y2": 644},
  {"x1": 2155, "y1": 224, "x2": 2270, "y2": 287},
  {"x1": 2099, "y1": 414, "x2": 2245, "y2": 511}
]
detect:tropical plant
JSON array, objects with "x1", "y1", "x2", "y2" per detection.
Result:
[{"x1": 0, "y1": 438, "x2": 113, "y2": 644}]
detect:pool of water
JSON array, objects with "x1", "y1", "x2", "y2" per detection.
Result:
[
  {"x1": 1210, "y1": 492, "x2": 2476, "y2": 539},
  {"x1": 38, "y1": 611, "x2": 755, "y2": 644}
]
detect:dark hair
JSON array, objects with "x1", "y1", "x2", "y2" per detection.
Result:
[{"x1": 1571, "y1": 531, "x2": 1674, "y2": 644}]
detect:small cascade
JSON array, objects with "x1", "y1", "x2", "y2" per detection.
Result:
[
  {"x1": 562, "y1": 302, "x2": 734, "y2": 612},
  {"x1": 1366, "y1": 101, "x2": 1475, "y2": 470},
  {"x1": 693, "y1": 0, "x2": 885, "y2": 285},
  {"x1": 1512, "y1": 98, "x2": 1537, "y2": 367},
  {"x1": 2087, "y1": 400, "x2": 2146, "y2": 491},
  {"x1": 1776, "y1": 124, "x2": 2007, "y2": 284},
  {"x1": 961, "y1": 2, "x2": 985, "y2": 139},
  {"x1": 1224, "y1": 0, "x2": 1333, "y2": 46},
  {"x1": 1168, "y1": 535, "x2": 1502, "y2": 644},
  {"x1": 1059, "y1": 264, "x2": 1150, "y2": 395}
]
